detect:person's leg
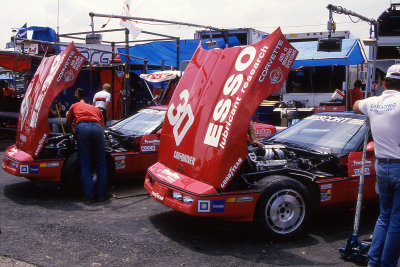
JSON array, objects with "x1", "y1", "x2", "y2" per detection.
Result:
[
  {"x1": 369, "y1": 161, "x2": 391, "y2": 266},
  {"x1": 76, "y1": 123, "x2": 95, "y2": 199},
  {"x1": 380, "y1": 163, "x2": 400, "y2": 267},
  {"x1": 91, "y1": 123, "x2": 108, "y2": 198}
]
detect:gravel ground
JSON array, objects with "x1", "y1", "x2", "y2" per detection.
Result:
[{"x1": 0, "y1": 135, "x2": 378, "y2": 266}]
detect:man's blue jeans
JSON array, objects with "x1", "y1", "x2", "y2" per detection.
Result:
[
  {"x1": 368, "y1": 159, "x2": 400, "y2": 267},
  {"x1": 75, "y1": 121, "x2": 108, "y2": 199}
]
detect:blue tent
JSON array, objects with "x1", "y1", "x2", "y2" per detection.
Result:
[
  {"x1": 291, "y1": 39, "x2": 366, "y2": 68},
  {"x1": 118, "y1": 36, "x2": 241, "y2": 68}
]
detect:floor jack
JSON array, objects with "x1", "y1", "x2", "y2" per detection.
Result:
[{"x1": 339, "y1": 119, "x2": 371, "y2": 264}]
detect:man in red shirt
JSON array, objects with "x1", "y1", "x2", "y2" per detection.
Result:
[
  {"x1": 66, "y1": 88, "x2": 108, "y2": 204},
  {"x1": 347, "y1": 80, "x2": 364, "y2": 110}
]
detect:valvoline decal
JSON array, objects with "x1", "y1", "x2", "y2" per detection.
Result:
[{"x1": 158, "y1": 28, "x2": 298, "y2": 189}]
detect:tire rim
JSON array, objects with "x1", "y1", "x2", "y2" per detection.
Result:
[{"x1": 265, "y1": 189, "x2": 306, "y2": 234}]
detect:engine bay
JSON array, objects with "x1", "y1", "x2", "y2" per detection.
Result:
[{"x1": 246, "y1": 144, "x2": 342, "y2": 177}]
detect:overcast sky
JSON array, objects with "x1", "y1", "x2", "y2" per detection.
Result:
[{"x1": 0, "y1": 0, "x2": 391, "y2": 49}]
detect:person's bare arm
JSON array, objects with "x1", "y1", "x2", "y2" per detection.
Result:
[
  {"x1": 248, "y1": 123, "x2": 264, "y2": 148},
  {"x1": 353, "y1": 100, "x2": 362, "y2": 114}
]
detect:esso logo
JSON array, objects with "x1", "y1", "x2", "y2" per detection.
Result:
[
  {"x1": 203, "y1": 46, "x2": 256, "y2": 148},
  {"x1": 167, "y1": 89, "x2": 194, "y2": 146}
]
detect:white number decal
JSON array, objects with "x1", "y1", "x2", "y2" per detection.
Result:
[{"x1": 167, "y1": 89, "x2": 194, "y2": 146}]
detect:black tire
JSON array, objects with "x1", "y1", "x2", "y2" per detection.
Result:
[
  {"x1": 60, "y1": 152, "x2": 115, "y2": 195},
  {"x1": 255, "y1": 175, "x2": 310, "y2": 240}
]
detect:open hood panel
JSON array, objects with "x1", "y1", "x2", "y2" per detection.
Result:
[
  {"x1": 16, "y1": 43, "x2": 85, "y2": 157},
  {"x1": 158, "y1": 28, "x2": 298, "y2": 189}
]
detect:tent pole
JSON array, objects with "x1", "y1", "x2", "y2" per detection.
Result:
[{"x1": 111, "y1": 41, "x2": 115, "y2": 120}]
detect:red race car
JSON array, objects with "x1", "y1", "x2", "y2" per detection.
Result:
[
  {"x1": 144, "y1": 28, "x2": 379, "y2": 239},
  {"x1": 2, "y1": 44, "x2": 277, "y2": 192}
]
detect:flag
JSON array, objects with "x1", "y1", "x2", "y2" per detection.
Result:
[
  {"x1": 6, "y1": 23, "x2": 27, "y2": 48},
  {"x1": 15, "y1": 23, "x2": 28, "y2": 39},
  {"x1": 119, "y1": 0, "x2": 141, "y2": 40}
]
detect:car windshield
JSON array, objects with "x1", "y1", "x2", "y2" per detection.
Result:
[
  {"x1": 108, "y1": 108, "x2": 166, "y2": 136},
  {"x1": 267, "y1": 114, "x2": 366, "y2": 154}
]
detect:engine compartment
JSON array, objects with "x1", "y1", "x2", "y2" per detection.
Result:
[{"x1": 245, "y1": 144, "x2": 342, "y2": 177}]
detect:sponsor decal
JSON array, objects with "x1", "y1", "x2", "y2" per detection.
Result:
[
  {"x1": 7, "y1": 147, "x2": 19, "y2": 157},
  {"x1": 34, "y1": 134, "x2": 47, "y2": 157},
  {"x1": 270, "y1": 67, "x2": 283, "y2": 84},
  {"x1": 259, "y1": 40, "x2": 284, "y2": 82},
  {"x1": 204, "y1": 40, "x2": 287, "y2": 150},
  {"x1": 64, "y1": 70, "x2": 74, "y2": 82},
  {"x1": 198, "y1": 200, "x2": 211, "y2": 213},
  {"x1": 115, "y1": 160, "x2": 126, "y2": 169},
  {"x1": 144, "y1": 139, "x2": 160, "y2": 145},
  {"x1": 160, "y1": 169, "x2": 180, "y2": 183},
  {"x1": 173, "y1": 151, "x2": 195, "y2": 166},
  {"x1": 46, "y1": 162, "x2": 60, "y2": 167},
  {"x1": 141, "y1": 145, "x2": 156, "y2": 152},
  {"x1": 211, "y1": 200, "x2": 225, "y2": 212},
  {"x1": 167, "y1": 89, "x2": 194, "y2": 146},
  {"x1": 369, "y1": 103, "x2": 397, "y2": 113},
  {"x1": 19, "y1": 134, "x2": 27, "y2": 142},
  {"x1": 221, "y1": 158, "x2": 242, "y2": 188},
  {"x1": 115, "y1": 156, "x2": 125, "y2": 160},
  {"x1": 320, "y1": 184, "x2": 332, "y2": 202},
  {"x1": 20, "y1": 165, "x2": 29, "y2": 174},
  {"x1": 352, "y1": 160, "x2": 373, "y2": 166},
  {"x1": 29, "y1": 165, "x2": 39, "y2": 174},
  {"x1": 151, "y1": 191, "x2": 164, "y2": 201},
  {"x1": 354, "y1": 168, "x2": 371, "y2": 176},
  {"x1": 279, "y1": 46, "x2": 298, "y2": 69},
  {"x1": 305, "y1": 115, "x2": 364, "y2": 125}
]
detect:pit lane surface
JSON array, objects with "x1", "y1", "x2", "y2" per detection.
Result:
[{"x1": 0, "y1": 134, "x2": 378, "y2": 266}]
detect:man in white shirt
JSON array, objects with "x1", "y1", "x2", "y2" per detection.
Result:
[
  {"x1": 93, "y1": 83, "x2": 111, "y2": 122},
  {"x1": 353, "y1": 64, "x2": 400, "y2": 267}
]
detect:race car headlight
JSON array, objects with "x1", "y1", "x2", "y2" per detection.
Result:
[
  {"x1": 172, "y1": 191, "x2": 193, "y2": 205},
  {"x1": 9, "y1": 161, "x2": 18, "y2": 169},
  {"x1": 172, "y1": 191, "x2": 183, "y2": 201},
  {"x1": 182, "y1": 195, "x2": 194, "y2": 204}
]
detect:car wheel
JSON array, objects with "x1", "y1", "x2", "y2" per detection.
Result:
[
  {"x1": 255, "y1": 175, "x2": 310, "y2": 239},
  {"x1": 60, "y1": 152, "x2": 115, "y2": 195}
]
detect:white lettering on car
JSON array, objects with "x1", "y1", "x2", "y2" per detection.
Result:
[
  {"x1": 204, "y1": 43, "x2": 278, "y2": 150},
  {"x1": 167, "y1": 89, "x2": 194, "y2": 146},
  {"x1": 220, "y1": 157, "x2": 242, "y2": 188},
  {"x1": 151, "y1": 191, "x2": 164, "y2": 201},
  {"x1": 173, "y1": 151, "x2": 196, "y2": 166}
]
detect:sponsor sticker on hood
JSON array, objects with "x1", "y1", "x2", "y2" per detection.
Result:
[
  {"x1": 158, "y1": 28, "x2": 298, "y2": 189},
  {"x1": 16, "y1": 43, "x2": 85, "y2": 157}
]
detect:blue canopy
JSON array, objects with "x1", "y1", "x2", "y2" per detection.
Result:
[
  {"x1": 118, "y1": 36, "x2": 241, "y2": 68},
  {"x1": 291, "y1": 39, "x2": 365, "y2": 68}
]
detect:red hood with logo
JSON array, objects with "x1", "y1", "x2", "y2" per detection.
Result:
[
  {"x1": 16, "y1": 43, "x2": 85, "y2": 157},
  {"x1": 158, "y1": 28, "x2": 298, "y2": 189}
]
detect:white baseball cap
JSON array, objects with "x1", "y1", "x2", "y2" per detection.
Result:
[{"x1": 386, "y1": 64, "x2": 400, "y2": 79}]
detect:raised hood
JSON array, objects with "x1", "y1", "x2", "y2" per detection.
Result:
[
  {"x1": 158, "y1": 28, "x2": 298, "y2": 190},
  {"x1": 16, "y1": 43, "x2": 85, "y2": 157}
]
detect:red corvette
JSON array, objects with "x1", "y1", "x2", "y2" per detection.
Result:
[
  {"x1": 2, "y1": 44, "x2": 277, "y2": 192},
  {"x1": 144, "y1": 28, "x2": 379, "y2": 239}
]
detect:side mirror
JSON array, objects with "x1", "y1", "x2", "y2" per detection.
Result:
[{"x1": 366, "y1": 141, "x2": 375, "y2": 155}]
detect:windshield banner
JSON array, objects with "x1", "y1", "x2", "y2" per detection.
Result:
[
  {"x1": 16, "y1": 43, "x2": 85, "y2": 157},
  {"x1": 158, "y1": 28, "x2": 298, "y2": 189}
]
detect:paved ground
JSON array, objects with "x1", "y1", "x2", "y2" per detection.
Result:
[{"x1": 0, "y1": 134, "x2": 378, "y2": 266}]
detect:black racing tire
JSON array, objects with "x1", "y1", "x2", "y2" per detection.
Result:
[
  {"x1": 60, "y1": 152, "x2": 115, "y2": 196},
  {"x1": 255, "y1": 175, "x2": 310, "y2": 240}
]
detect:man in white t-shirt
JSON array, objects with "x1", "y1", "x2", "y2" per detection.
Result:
[
  {"x1": 353, "y1": 64, "x2": 400, "y2": 267},
  {"x1": 93, "y1": 83, "x2": 111, "y2": 122}
]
